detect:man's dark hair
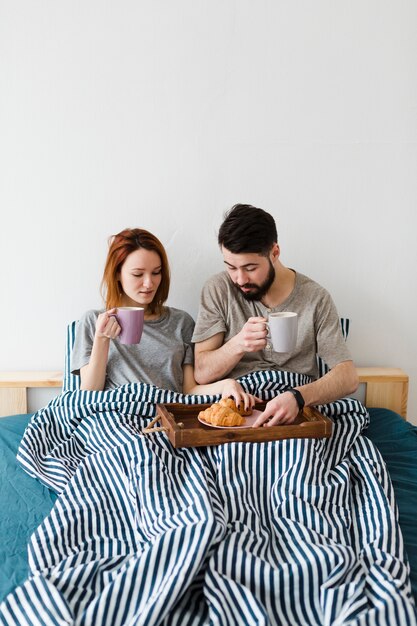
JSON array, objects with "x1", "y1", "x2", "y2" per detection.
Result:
[{"x1": 218, "y1": 204, "x2": 278, "y2": 255}]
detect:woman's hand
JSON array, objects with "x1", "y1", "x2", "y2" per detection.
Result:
[
  {"x1": 81, "y1": 309, "x2": 119, "y2": 391},
  {"x1": 95, "y1": 308, "x2": 121, "y2": 340},
  {"x1": 182, "y1": 366, "x2": 259, "y2": 406},
  {"x1": 220, "y1": 378, "x2": 258, "y2": 412}
]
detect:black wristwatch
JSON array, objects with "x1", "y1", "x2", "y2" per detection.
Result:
[{"x1": 288, "y1": 388, "x2": 305, "y2": 412}]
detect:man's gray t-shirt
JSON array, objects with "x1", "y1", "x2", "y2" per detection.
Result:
[
  {"x1": 71, "y1": 307, "x2": 195, "y2": 391},
  {"x1": 192, "y1": 271, "x2": 351, "y2": 380}
]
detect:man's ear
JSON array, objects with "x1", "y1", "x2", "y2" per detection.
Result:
[{"x1": 271, "y1": 243, "x2": 280, "y2": 262}]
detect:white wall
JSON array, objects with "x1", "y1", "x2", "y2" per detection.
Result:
[{"x1": 1, "y1": 1, "x2": 416, "y2": 422}]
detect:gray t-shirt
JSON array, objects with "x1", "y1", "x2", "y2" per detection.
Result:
[
  {"x1": 71, "y1": 307, "x2": 195, "y2": 391},
  {"x1": 192, "y1": 271, "x2": 352, "y2": 380}
]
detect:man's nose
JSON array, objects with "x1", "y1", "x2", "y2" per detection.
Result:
[{"x1": 236, "y1": 270, "x2": 248, "y2": 285}]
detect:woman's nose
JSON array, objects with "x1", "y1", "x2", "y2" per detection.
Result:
[{"x1": 143, "y1": 275, "x2": 153, "y2": 288}]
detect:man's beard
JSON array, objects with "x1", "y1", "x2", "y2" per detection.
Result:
[{"x1": 234, "y1": 260, "x2": 275, "y2": 302}]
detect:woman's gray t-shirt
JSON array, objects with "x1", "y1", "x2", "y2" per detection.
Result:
[{"x1": 71, "y1": 307, "x2": 195, "y2": 391}]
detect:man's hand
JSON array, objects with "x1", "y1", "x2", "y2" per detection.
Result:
[
  {"x1": 234, "y1": 316, "x2": 268, "y2": 354},
  {"x1": 252, "y1": 391, "x2": 300, "y2": 427},
  {"x1": 193, "y1": 317, "x2": 269, "y2": 385}
]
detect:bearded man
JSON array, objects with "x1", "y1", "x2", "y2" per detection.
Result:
[{"x1": 192, "y1": 204, "x2": 358, "y2": 426}]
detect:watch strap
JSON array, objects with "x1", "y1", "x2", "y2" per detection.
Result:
[{"x1": 288, "y1": 388, "x2": 305, "y2": 411}]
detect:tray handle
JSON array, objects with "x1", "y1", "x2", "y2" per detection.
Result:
[{"x1": 142, "y1": 414, "x2": 168, "y2": 435}]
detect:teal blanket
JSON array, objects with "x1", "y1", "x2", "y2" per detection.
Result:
[{"x1": 0, "y1": 414, "x2": 56, "y2": 598}]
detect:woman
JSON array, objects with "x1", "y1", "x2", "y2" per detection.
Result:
[{"x1": 71, "y1": 228, "x2": 255, "y2": 408}]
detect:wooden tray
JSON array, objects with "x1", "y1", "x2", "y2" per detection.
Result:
[{"x1": 152, "y1": 402, "x2": 333, "y2": 448}]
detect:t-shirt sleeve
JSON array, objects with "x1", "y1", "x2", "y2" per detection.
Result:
[
  {"x1": 70, "y1": 310, "x2": 98, "y2": 376},
  {"x1": 192, "y1": 276, "x2": 228, "y2": 343},
  {"x1": 316, "y1": 292, "x2": 352, "y2": 368}
]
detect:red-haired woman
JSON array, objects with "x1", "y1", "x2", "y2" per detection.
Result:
[{"x1": 71, "y1": 228, "x2": 256, "y2": 408}]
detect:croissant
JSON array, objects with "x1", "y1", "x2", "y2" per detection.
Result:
[
  {"x1": 199, "y1": 402, "x2": 245, "y2": 427},
  {"x1": 236, "y1": 402, "x2": 253, "y2": 417},
  {"x1": 219, "y1": 397, "x2": 253, "y2": 417}
]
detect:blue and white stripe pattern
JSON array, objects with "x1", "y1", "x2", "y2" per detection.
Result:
[
  {"x1": 317, "y1": 318, "x2": 350, "y2": 378},
  {"x1": 64, "y1": 320, "x2": 80, "y2": 392},
  {"x1": 1, "y1": 370, "x2": 416, "y2": 625}
]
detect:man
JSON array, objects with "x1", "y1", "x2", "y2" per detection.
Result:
[{"x1": 192, "y1": 204, "x2": 358, "y2": 426}]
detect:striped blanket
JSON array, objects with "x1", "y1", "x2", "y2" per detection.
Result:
[{"x1": 1, "y1": 371, "x2": 416, "y2": 626}]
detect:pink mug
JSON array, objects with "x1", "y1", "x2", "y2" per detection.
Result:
[{"x1": 112, "y1": 307, "x2": 144, "y2": 345}]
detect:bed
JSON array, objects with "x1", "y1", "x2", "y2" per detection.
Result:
[{"x1": 0, "y1": 329, "x2": 416, "y2": 624}]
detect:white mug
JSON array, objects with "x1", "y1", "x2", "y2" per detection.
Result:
[{"x1": 267, "y1": 312, "x2": 298, "y2": 353}]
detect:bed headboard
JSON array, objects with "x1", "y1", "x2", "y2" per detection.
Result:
[
  {"x1": 0, "y1": 367, "x2": 409, "y2": 419},
  {"x1": 356, "y1": 367, "x2": 408, "y2": 419}
]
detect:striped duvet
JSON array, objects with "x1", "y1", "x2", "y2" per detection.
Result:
[{"x1": 1, "y1": 371, "x2": 415, "y2": 626}]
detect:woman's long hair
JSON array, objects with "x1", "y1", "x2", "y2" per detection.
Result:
[{"x1": 101, "y1": 228, "x2": 170, "y2": 315}]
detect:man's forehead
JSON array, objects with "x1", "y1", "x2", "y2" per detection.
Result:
[{"x1": 221, "y1": 247, "x2": 266, "y2": 267}]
